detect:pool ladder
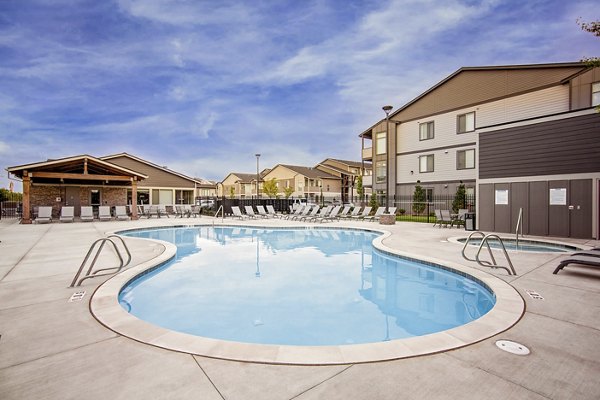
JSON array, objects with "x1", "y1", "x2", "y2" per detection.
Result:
[
  {"x1": 69, "y1": 235, "x2": 132, "y2": 287},
  {"x1": 461, "y1": 231, "x2": 517, "y2": 275}
]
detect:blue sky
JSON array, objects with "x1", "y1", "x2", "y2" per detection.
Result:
[{"x1": 0, "y1": 0, "x2": 598, "y2": 190}]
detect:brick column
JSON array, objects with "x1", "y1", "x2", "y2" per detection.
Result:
[
  {"x1": 131, "y1": 179, "x2": 138, "y2": 220},
  {"x1": 21, "y1": 171, "x2": 32, "y2": 224}
]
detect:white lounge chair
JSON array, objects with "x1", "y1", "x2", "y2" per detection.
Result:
[
  {"x1": 231, "y1": 206, "x2": 248, "y2": 220},
  {"x1": 266, "y1": 205, "x2": 281, "y2": 218},
  {"x1": 352, "y1": 206, "x2": 372, "y2": 220},
  {"x1": 98, "y1": 206, "x2": 112, "y2": 221},
  {"x1": 256, "y1": 205, "x2": 270, "y2": 218},
  {"x1": 115, "y1": 206, "x2": 130, "y2": 221},
  {"x1": 364, "y1": 207, "x2": 386, "y2": 222},
  {"x1": 36, "y1": 206, "x2": 52, "y2": 224},
  {"x1": 80, "y1": 206, "x2": 94, "y2": 222},
  {"x1": 343, "y1": 207, "x2": 362, "y2": 219},
  {"x1": 60, "y1": 206, "x2": 74, "y2": 223},
  {"x1": 244, "y1": 206, "x2": 259, "y2": 218},
  {"x1": 313, "y1": 205, "x2": 341, "y2": 223}
]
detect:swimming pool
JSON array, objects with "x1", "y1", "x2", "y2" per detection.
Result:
[{"x1": 118, "y1": 226, "x2": 495, "y2": 346}]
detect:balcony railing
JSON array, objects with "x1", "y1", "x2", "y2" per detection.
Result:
[{"x1": 362, "y1": 147, "x2": 372, "y2": 160}]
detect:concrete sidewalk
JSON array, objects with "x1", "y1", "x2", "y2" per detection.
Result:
[{"x1": 0, "y1": 217, "x2": 599, "y2": 399}]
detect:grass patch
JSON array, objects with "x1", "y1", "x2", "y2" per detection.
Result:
[{"x1": 395, "y1": 215, "x2": 433, "y2": 223}]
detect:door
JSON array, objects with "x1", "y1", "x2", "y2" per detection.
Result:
[
  {"x1": 569, "y1": 179, "x2": 592, "y2": 239},
  {"x1": 548, "y1": 180, "x2": 569, "y2": 237},
  {"x1": 65, "y1": 187, "x2": 81, "y2": 216},
  {"x1": 90, "y1": 189, "x2": 101, "y2": 216}
]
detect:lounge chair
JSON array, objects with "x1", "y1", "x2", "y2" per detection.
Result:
[
  {"x1": 191, "y1": 205, "x2": 202, "y2": 217},
  {"x1": 337, "y1": 206, "x2": 351, "y2": 219},
  {"x1": 98, "y1": 206, "x2": 112, "y2": 221},
  {"x1": 291, "y1": 205, "x2": 313, "y2": 221},
  {"x1": 231, "y1": 206, "x2": 248, "y2": 220},
  {"x1": 60, "y1": 206, "x2": 74, "y2": 223},
  {"x1": 364, "y1": 207, "x2": 386, "y2": 222},
  {"x1": 266, "y1": 205, "x2": 282, "y2": 218},
  {"x1": 285, "y1": 205, "x2": 305, "y2": 220},
  {"x1": 352, "y1": 206, "x2": 372, "y2": 220},
  {"x1": 256, "y1": 205, "x2": 270, "y2": 218},
  {"x1": 36, "y1": 206, "x2": 53, "y2": 224},
  {"x1": 313, "y1": 205, "x2": 341, "y2": 223},
  {"x1": 434, "y1": 210, "x2": 453, "y2": 228},
  {"x1": 244, "y1": 206, "x2": 259, "y2": 219},
  {"x1": 299, "y1": 205, "x2": 321, "y2": 221},
  {"x1": 80, "y1": 206, "x2": 94, "y2": 222},
  {"x1": 554, "y1": 255, "x2": 600, "y2": 274},
  {"x1": 452, "y1": 209, "x2": 468, "y2": 227},
  {"x1": 343, "y1": 207, "x2": 362, "y2": 219},
  {"x1": 115, "y1": 206, "x2": 130, "y2": 221},
  {"x1": 158, "y1": 205, "x2": 170, "y2": 218},
  {"x1": 571, "y1": 249, "x2": 600, "y2": 258}
]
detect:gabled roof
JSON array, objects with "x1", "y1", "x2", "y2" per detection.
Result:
[
  {"x1": 359, "y1": 61, "x2": 589, "y2": 137},
  {"x1": 275, "y1": 164, "x2": 340, "y2": 180},
  {"x1": 319, "y1": 158, "x2": 367, "y2": 169},
  {"x1": 101, "y1": 152, "x2": 199, "y2": 184},
  {"x1": 7, "y1": 154, "x2": 148, "y2": 179}
]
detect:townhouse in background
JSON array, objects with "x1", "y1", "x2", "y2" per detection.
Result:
[{"x1": 360, "y1": 62, "x2": 600, "y2": 239}]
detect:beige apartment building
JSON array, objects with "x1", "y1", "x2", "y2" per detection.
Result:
[
  {"x1": 360, "y1": 62, "x2": 600, "y2": 239},
  {"x1": 262, "y1": 164, "x2": 342, "y2": 201}
]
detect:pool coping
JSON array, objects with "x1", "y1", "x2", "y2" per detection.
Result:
[
  {"x1": 446, "y1": 235, "x2": 590, "y2": 253},
  {"x1": 90, "y1": 223, "x2": 525, "y2": 365}
]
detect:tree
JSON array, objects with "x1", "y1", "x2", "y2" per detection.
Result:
[
  {"x1": 368, "y1": 193, "x2": 379, "y2": 211},
  {"x1": 412, "y1": 184, "x2": 426, "y2": 215},
  {"x1": 0, "y1": 188, "x2": 22, "y2": 202},
  {"x1": 356, "y1": 175, "x2": 364, "y2": 201},
  {"x1": 262, "y1": 178, "x2": 278, "y2": 198},
  {"x1": 577, "y1": 18, "x2": 600, "y2": 68},
  {"x1": 452, "y1": 184, "x2": 466, "y2": 213},
  {"x1": 283, "y1": 186, "x2": 294, "y2": 199},
  {"x1": 228, "y1": 186, "x2": 235, "y2": 199}
]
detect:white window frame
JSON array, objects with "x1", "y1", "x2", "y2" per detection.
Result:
[
  {"x1": 376, "y1": 132, "x2": 386, "y2": 155},
  {"x1": 419, "y1": 154, "x2": 434, "y2": 173},
  {"x1": 592, "y1": 82, "x2": 600, "y2": 107},
  {"x1": 457, "y1": 111, "x2": 475, "y2": 134},
  {"x1": 376, "y1": 161, "x2": 386, "y2": 183},
  {"x1": 419, "y1": 121, "x2": 434, "y2": 141},
  {"x1": 457, "y1": 149, "x2": 475, "y2": 170}
]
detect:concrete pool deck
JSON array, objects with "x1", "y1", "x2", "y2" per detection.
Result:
[{"x1": 1, "y1": 216, "x2": 599, "y2": 399}]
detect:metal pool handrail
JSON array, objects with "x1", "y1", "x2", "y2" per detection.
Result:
[
  {"x1": 461, "y1": 231, "x2": 517, "y2": 275},
  {"x1": 515, "y1": 207, "x2": 523, "y2": 248},
  {"x1": 69, "y1": 235, "x2": 132, "y2": 287}
]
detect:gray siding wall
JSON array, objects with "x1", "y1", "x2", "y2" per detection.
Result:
[{"x1": 479, "y1": 113, "x2": 600, "y2": 179}]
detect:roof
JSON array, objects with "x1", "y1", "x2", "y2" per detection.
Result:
[
  {"x1": 7, "y1": 154, "x2": 148, "y2": 179},
  {"x1": 101, "y1": 152, "x2": 200, "y2": 184},
  {"x1": 320, "y1": 158, "x2": 365, "y2": 168},
  {"x1": 276, "y1": 164, "x2": 340, "y2": 180},
  {"x1": 359, "y1": 61, "x2": 589, "y2": 137}
]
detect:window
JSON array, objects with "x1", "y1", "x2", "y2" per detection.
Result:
[
  {"x1": 457, "y1": 149, "x2": 475, "y2": 169},
  {"x1": 419, "y1": 121, "x2": 434, "y2": 140},
  {"x1": 376, "y1": 161, "x2": 386, "y2": 183},
  {"x1": 376, "y1": 132, "x2": 386, "y2": 154},
  {"x1": 593, "y1": 82, "x2": 600, "y2": 107},
  {"x1": 419, "y1": 155, "x2": 434, "y2": 173},
  {"x1": 457, "y1": 111, "x2": 475, "y2": 133}
]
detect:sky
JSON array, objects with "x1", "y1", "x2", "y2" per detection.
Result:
[{"x1": 0, "y1": 0, "x2": 598, "y2": 190}]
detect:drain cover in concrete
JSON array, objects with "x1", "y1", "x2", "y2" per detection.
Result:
[
  {"x1": 525, "y1": 290, "x2": 544, "y2": 300},
  {"x1": 68, "y1": 291, "x2": 86, "y2": 302},
  {"x1": 496, "y1": 340, "x2": 530, "y2": 355}
]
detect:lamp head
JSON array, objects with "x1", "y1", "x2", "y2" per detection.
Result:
[{"x1": 382, "y1": 105, "x2": 393, "y2": 116}]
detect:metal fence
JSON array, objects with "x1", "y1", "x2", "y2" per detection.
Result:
[
  {"x1": 0, "y1": 191, "x2": 23, "y2": 220},
  {"x1": 392, "y1": 194, "x2": 476, "y2": 223}
]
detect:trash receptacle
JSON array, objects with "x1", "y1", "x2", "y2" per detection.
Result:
[{"x1": 464, "y1": 213, "x2": 476, "y2": 231}]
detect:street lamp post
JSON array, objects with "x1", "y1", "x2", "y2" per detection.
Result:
[
  {"x1": 382, "y1": 105, "x2": 393, "y2": 209},
  {"x1": 255, "y1": 153, "x2": 261, "y2": 199}
]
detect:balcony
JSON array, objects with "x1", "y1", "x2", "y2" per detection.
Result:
[
  {"x1": 362, "y1": 175, "x2": 372, "y2": 187},
  {"x1": 362, "y1": 147, "x2": 372, "y2": 160}
]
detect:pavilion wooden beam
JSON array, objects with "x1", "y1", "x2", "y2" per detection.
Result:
[
  {"x1": 21, "y1": 170, "x2": 32, "y2": 224},
  {"x1": 30, "y1": 172, "x2": 135, "y2": 182}
]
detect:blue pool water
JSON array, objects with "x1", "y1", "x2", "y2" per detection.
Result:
[{"x1": 119, "y1": 227, "x2": 495, "y2": 346}]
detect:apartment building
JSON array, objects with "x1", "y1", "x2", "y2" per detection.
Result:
[
  {"x1": 262, "y1": 164, "x2": 341, "y2": 201},
  {"x1": 360, "y1": 62, "x2": 600, "y2": 239},
  {"x1": 315, "y1": 159, "x2": 371, "y2": 203}
]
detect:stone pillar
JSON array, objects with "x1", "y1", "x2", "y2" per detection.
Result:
[{"x1": 21, "y1": 171, "x2": 32, "y2": 224}]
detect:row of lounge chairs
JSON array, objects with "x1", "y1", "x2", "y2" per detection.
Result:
[
  {"x1": 35, "y1": 206, "x2": 132, "y2": 223},
  {"x1": 229, "y1": 205, "x2": 397, "y2": 223}
]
